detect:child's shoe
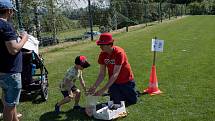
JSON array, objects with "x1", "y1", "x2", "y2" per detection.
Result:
[
  {"x1": 0, "y1": 113, "x2": 3, "y2": 119},
  {"x1": 55, "y1": 103, "x2": 60, "y2": 114},
  {"x1": 73, "y1": 105, "x2": 81, "y2": 110}
]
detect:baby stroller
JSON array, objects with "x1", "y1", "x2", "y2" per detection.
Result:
[{"x1": 21, "y1": 35, "x2": 49, "y2": 101}]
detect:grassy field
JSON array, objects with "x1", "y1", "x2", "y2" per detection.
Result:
[
  {"x1": 2, "y1": 15, "x2": 215, "y2": 121},
  {"x1": 41, "y1": 27, "x2": 99, "y2": 41}
]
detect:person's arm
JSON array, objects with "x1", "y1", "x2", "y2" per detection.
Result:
[
  {"x1": 94, "y1": 64, "x2": 106, "y2": 88},
  {"x1": 88, "y1": 64, "x2": 106, "y2": 94},
  {"x1": 79, "y1": 71, "x2": 86, "y2": 92},
  {"x1": 5, "y1": 32, "x2": 28, "y2": 55},
  {"x1": 95, "y1": 64, "x2": 122, "y2": 96}
]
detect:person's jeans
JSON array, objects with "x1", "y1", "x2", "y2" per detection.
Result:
[{"x1": 0, "y1": 73, "x2": 22, "y2": 107}]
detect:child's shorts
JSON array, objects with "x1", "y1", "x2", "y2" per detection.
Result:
[{"x1": 61, "y1": 85, "x2": 78, "y2": 97}]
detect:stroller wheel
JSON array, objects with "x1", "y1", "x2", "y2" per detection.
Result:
[{"x1": 40, "y1": 74, "x2": 48, "y2": 101}]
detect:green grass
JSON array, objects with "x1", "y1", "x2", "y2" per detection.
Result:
[
  {"x1": 41, "y1": 27, "x2": 99, "y2": 41},
  {"x1": 4, "y1": 15, "x2": 215, "y2": 121}
]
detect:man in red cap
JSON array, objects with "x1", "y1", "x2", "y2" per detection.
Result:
[{"x1": 88, "y1": 33, "x2": 138, "y2": 106}]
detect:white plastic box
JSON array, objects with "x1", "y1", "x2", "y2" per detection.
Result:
[
  {"x1": 85, "y1": 95, "x2": 127, "y2": 120},
  {"x1": 93, "y1": 101, "x2": 127, "y2": 120}
]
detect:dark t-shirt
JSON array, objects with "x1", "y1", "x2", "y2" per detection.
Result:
[{"x1": 0, "y1": 19, "x2": 22, "y2": 73}]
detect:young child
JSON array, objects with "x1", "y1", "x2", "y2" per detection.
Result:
[{"x1": 55, "y1": 55, "x2": 90, "y2": 114}]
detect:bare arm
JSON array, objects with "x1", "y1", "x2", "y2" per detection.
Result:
[
  {"x1": 93, "y1": 64, "x2": 106, "y2": 89},
  {"x1": 95, "y1": 64, "x2": 122, "y2": 96},
  {"x1": 5, "y1": 33, "x2": 28, "y2": 55},
  {"x1": 88, "y1": 64, "x2": 106, "y2": 94},
  {"x1": 79, "y1": 71, "x2": 86, "y2": 92},
  {"x1": 103, "y1": 65, "x2": 121, "y2": 90}
]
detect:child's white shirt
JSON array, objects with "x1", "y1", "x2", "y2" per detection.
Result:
[{"x1": 59, "y1": 66, "x2": 83, "y2": 91}]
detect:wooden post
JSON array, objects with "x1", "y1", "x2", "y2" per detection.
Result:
[{"x1": 88, "y1": 0, "x2": 94, "y2": 41}]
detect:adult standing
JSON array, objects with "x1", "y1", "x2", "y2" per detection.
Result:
[
  {"x1": 0, "y1": 0, "x2": 28, "y2": 121},
  {"x1": 88, "y1": 33, "x2": 138, "y2": 106}
]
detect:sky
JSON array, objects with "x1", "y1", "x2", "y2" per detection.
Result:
[
  {"x1": 71, "y1": 0, "x2": 109, "y2": 9},
  {"x1": 73, "y1": 0, "x2": 88, "y2": 8}
]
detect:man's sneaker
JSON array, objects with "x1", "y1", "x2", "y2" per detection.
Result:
[
  {"x1": 73, "y1": 105, "x2": 81, "y2": 110},
  {"x1": 0, "y1": 113, "x2": 3, "y2": 120},
  {"x1": 55, "y1": 103, "x2": 60, "y2": 114},
  {"x1": 17, "y1": 113, "x2": 22, "y2": 118},
  {"x1": 0, "y1": 113, "x2": 22, "y2": 119}
]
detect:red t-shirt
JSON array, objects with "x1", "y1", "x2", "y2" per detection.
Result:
[{"x1": 98, "y1": 46, "x2": 134, "y2": 84}]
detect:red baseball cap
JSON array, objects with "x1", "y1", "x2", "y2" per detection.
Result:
[
  {"x1": 75, "y1": 56, "x2": 90, "y2": 68},
  {"x1": 96, "y1": 33, "x2": 114, "y2": 45}
]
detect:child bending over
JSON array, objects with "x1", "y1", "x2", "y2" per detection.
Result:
[{"x1": 55, "y1": 55, "x2": 90, "y2": 114}]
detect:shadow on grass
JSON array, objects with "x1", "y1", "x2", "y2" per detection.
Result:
[
  {"x1": 39, "y1": 108, "x2": 102, "y2": 121},
  {"x1": 20, "y1": 93, "x2": 46, "y2": 104},
  {"x1": 136, "y1": 90, "x2": 148, "y2": 97},
  {"x1": 39, "y1": 103, "x2": 127, "y2": 121}
]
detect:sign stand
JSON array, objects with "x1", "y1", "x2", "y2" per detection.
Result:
[
  {"x1": 153, "y1": 37, "x2": 157, "y2": 66},
  {"x1": 143, "y1": 36, "x2": 164, "y2": 95}
]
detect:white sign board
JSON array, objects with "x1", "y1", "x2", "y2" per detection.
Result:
[{"x1": 151, "y1": 39, "x2": 164, "y2": 52}]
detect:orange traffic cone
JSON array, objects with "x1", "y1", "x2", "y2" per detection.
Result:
[{"x1": 144, "y1": 65, "x2": 162, "y2": 95}]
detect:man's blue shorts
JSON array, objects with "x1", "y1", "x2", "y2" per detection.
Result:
[
  {"x1": 0, "y1": 73, "x2": 22, "y2": 107},
  {"x1": 108, "y1": 81, "x2": 138, "y2": 105}
]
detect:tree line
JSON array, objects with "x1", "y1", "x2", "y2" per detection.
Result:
[{"x1": 14, "y1": 0, "x2": 215, "y2": 39}]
